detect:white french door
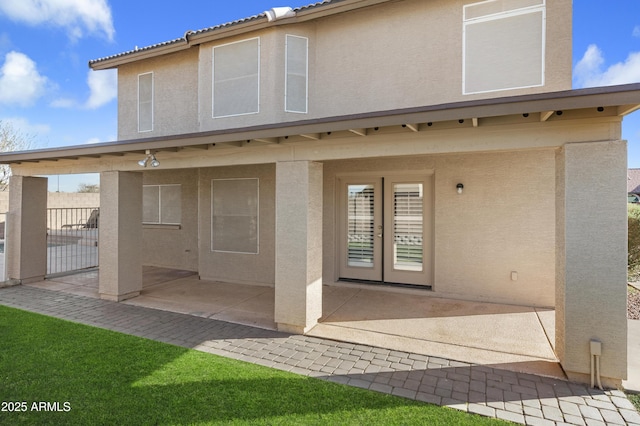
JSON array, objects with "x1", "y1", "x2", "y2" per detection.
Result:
[{"x1": 338, "y1": 175, "x2": 432, "y2": 286}]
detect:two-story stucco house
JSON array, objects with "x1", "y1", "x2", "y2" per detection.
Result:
[{"x1": 1, "y1": 0, "x2": 638, "y2": 387}]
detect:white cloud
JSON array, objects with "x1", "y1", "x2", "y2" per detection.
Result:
[
  {"x1": 85, "y1": 69, "x2": 116, "y2": 109},
  {"x1": 85, "y1": 137, "x2": 101, "y2": 144},
  {"x1": 50, "y1": 97, "x2": 77, "y2": 108},
  {"x1": 0, "y1": 32, "x2": 10, "y2": 52},
  {"x1": 634, "y1": 26, "x2": 640, "y2": 38},
  {"x1": 0, "y1": 51, "x2": 48, "y2": 106},
  {"x1": 0, "y1": 0, "x2": 114, "y2": 41},
  {"x1": 574, "y1": 44, "x2": 640, "y2": 88},
  {"x1": 0, "y1": 117, "x2": 51, "y2": 137}
]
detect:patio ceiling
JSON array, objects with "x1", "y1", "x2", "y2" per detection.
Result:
[{"x1": 1, "y1": 83, "x2": 639, "y2": 166}]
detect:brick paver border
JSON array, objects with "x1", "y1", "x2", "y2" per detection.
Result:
[{"x1": 1, "y1": 285, "x2": 638, "y2": 426}]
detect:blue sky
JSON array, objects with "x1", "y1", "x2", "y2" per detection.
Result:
[{"x1": 0, "y1": 0, "x2": 639, "y2": 192}]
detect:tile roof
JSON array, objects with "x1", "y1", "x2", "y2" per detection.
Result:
[
  {"x1": 89, "y1": 1, "x2": 341, "y2": 67},
  {"x1": 629, "y1": 168, "x2": 640, "y2": 193}
]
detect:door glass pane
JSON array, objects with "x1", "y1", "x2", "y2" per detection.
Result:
[
  {"x1": 347, "y1": 184, "x2": 375, "y2": 268},
  {"x1": 393, "y1": 183, "x2": 423, "y2": 271}
]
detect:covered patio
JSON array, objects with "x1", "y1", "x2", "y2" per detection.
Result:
[
  {"x1": 25, "y1": 266, "x2": 563, "y2": 380},
  {"x1": 3, "y1": 84, "x2": 637, "y2": 387}
]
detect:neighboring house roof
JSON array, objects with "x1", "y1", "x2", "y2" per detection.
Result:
[
  {"x1": 1, "y1": 83, "x2": 639, "y2": 165},
  {"x1": 89, "y1": 0, "x2": 380, "y2": 70},
  {"x1": 629, "y1": 168, "x2": 640, "y2": 194}
]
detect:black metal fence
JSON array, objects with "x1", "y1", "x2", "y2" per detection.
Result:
[
  {"x1": 0, "y1": 212, "x2": 6, "y2": 281},
  {"x1": 47, "y1": 208, "x2": 99, "y2": 276}
]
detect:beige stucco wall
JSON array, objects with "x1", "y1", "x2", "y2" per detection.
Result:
[
  {"x1": 118, "y1": 48, "x2": 199, "y2": 140},
  {"x1": 142, "y1": 168, "x2": 199, "y2": 271},
  {"x1": 556, "y1": 140, "x2": 628, "y2": 385},
  {"x1": 99, "y1": 171, "x2": 143, "y2": 301},
  {"x1": 6, "y1": 177, "x2": 48, "y2": 284},
  {"x1": 116, "y1": 0, "x2": 572, "y2": 139},
  {"x1": 0, "y1": 191, "x2": 100, "y2": 212},
  {"x1": 126, "y1": 147, "x2": 556, "y2": 309},
  {"x1": 323, "y1": 149, "x2": 556, "y2": 307},
  {"x1": 111, "y1": 148, "x2": 555, "y2": 309},
  {"x1": 197, "y1": 164, "x2": 276, "y2": 285}
]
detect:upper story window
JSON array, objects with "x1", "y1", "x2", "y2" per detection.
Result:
[
  {"x1": 213, "y1": 38, "x2": 260, "y2": 118},
  {"x1": 143, "y1": 184, "x2": 181, "y2": 225},
  {"x1": 463, "y1": 0, "x2": 545, "y2": 94},
  {"x1": 285, "y1": 35, "x2": 308, "y2": 114},
  {"x1": 138, "y1": 72, "x2": 154, "y2": 132}
]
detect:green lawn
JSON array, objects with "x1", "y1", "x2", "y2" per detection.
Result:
[
  {"x1": 0, "y1": 305, "x2": 506, "y2": 425},
  {"x1": 629, "y1": 393, "x2": 640, "y2": 411}
]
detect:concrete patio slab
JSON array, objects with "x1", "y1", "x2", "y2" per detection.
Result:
[
  {"x1": 318, "y1": 285, "x2": 556, "y2": 359},
  {"x1": 22, "y1": 267, "x2": 562, "y2": 380},
  {"x1": 1, "y1": 284, "x2": 638, "y2": 426},
  {"x1": 624, "y1": 319, "x2": 640, "y2": 392}
]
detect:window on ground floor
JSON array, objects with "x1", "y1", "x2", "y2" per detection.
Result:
[
  {"x1": 211, "y1": 178, "x2": 259, "y2": 254},
  {"x1": 143, "y1": 184, "x2": 181, "y2": 225}
]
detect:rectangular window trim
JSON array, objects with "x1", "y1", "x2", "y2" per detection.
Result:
[
  {"x1": 463, "y1": 0, "x2": 544, "y2": 22},
  {"x1": 285, "y1": 34, "x2": 309, "y2": 114},
  {"x1": 138, "y1": 72, "x2": 154, "y2": 132},
  {"x1": 212, "y1": 37, "x2": 261, "y2": 119},
  {"x1": 143, "y1": 184, "x2": 181, "y2": 225},
  {"x1": 462, "y1": 0, "x2": 546, "y2": 95},
  {"x1": 211, "y1": 178, "x2": 260, "y2": 255}
]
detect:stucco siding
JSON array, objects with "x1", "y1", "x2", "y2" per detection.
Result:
[
  {"x1": 142, "y1": 168, "x2": 199, "y2": 271},
  {"x1": 115, "y1": 0, "x2": 572, "y2": 138},
  {"x1": 556, "y1": 140, "x2": 628, "y2": 383},
  {"x1": 323, "y1": 149, "x2": 556, "y2": 307},
  {"x1": 432, "y1": 150, "x2": 556, "y2": 307},
  {"x1": 198, "y1": 164, "x2": 276, "y2": 285},
  {"x1": 118, "y1": 49, "x2": 199, "y2": 140}
]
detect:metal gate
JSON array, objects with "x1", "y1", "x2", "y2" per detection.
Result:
[
  {"x1": 47, "y1": 208, "x2": 99, "y2": 276},
  {"x1": 0, "y1": 212, "x2": 6, "y2": 282}
]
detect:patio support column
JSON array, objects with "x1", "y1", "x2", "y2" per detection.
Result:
[
  {"x1": 555, "y1": 140, "x2": 627, "y2": 387},
  {"x1": 274, "y1": 161, "x2": 323, "y2": 334},
  {"x1": 99, "y1": 171, "x2": 143, "y2": 301},
  {"x1": 6, "y1": 176, "x2": 47, "y2": 284}
]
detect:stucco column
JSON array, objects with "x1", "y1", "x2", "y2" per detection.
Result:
[
  {"x1": 274, "y1": 161, "x2": 323, "y2": 334},
  {"x1": 6, "y1": 176, "x2": 47, "y2": 284},
  {"x1": 555, "y1": 140, "x2": 627, "y2": 387},
  {"x1": 99, "y1": 171, "x2": 143, "y2": 301}
]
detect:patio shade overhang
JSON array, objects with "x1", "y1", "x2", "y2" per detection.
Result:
[{"x1": 1, "y1": 83, "x2": 639, "y2": 166}]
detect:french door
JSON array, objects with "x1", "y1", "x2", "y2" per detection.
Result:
[{"x1": 338, "y1": 175, "x2": 432, "y2": 286}]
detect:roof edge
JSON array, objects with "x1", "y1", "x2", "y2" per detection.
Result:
[
  {"x1": 2, "y1": 83, "x2": 640, "y2": 164},
  {"x1": 89, "y1": 0, "x2": 392, "y2": 70}
]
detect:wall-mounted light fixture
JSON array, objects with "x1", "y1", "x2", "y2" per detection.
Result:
[
  {"x1": 138, "y1": 150, "x2": 160, "y2": 168},
  {"x1": 456, "y1": 183, "x2": 464, "y2": 194}
]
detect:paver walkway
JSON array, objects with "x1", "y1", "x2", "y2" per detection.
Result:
[{"x1": 1, "y1": 285, "x2": 638, "y2": 426}]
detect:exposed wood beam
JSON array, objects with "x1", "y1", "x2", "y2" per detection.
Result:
[
  {"x1": 540, "y1": 111, "x2": 554, "y2": 122},
  {"x1": 472, "y1": 117, "x2": 479, "y2": 128},
  {"x1": 300, "y1": 133, "x2": 321, "y2": 140},
  {"x1": 183, "y1": 144, "x2": 212, "y2": 150},
  {"x1": 348, "y1": 128, "x2": 367, "y2": 137},
  {"x1": 403, "y1": 123, "x2": 419, "y2": 132},
  {"x1": 618, "y1": 104, "x2": 640, "y2": 116},
  {"x1": 252, "y1": 137, "x2": 279, "y2": 144},
  {"x1": 215, "y1": 141, "x2": 243, "y2": 148}
]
